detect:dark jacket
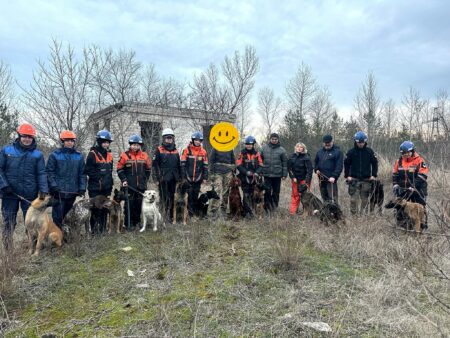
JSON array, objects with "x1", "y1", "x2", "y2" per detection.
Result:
[
  {"x1": 210, "y1": 149, "x2": 235, "y2": 175},
  {"x1": 288, "y1": 152, "x2": 313, "y2": 184},
  {"x1": 84, "y1": 146, "x2": 113, "y2": 195},
  {"x1": 0, "y1": 139, "x2": 48, "y2": 199},
  {"x1": 314, "y1": 145, "x2": 343, "y2": 180},
  {"x1": 152, "y1": 143, "x2": 181, "y2": 182},
  {"x1": 180, "y1": 143, "x2": 208, "y2": 183},
  {"x1": 47, "y1": 147, "x2": 86, "y2": 198},
  {"x1": 117, "y1": 149, "x2": 151, "y2": 191},
  {"x1": 236, "y1": 148, "x2": 263, "y2": 183},
  {"x1": 344, "y1": 143, "x2": 378, "y2": 180},
  {"x1": 260, "y1": 143, "x2": 288, "y2": 178}
]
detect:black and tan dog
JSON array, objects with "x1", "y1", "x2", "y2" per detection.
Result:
[
  {"x1": 385, "y1": 198, "x2": 426, "y2": 233},
  {"x1": 316, "y1": 201, "x2": 346, "y2": 226},
  {"x1": 369, "y1": 180, "x2": 384, "y2": 214},
  {"x1": 25, "y1": 194, "x2": 63, "y2": 256},
  {"x1": 300, "y1": 191, "x2": 324, "y2": 216},
  {"x1": 173, "y1": 180, "x2": 189, "y2": 225},
  {"x1": 252, "y1": 175, "x2": 266, "y2": 219},
  {"x1": 108, "y1": 189, "x2": 125, "y2": 234}
]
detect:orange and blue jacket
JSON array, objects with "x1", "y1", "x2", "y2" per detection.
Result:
[
  {"x1": 117, "y1": 149, "x2": 151, "y2": 191},
  {"x1": 180, "y1": 143, "x2": 208, "y2": 183},
  {"x1": 84, "y1": 146, "x2": 113, "y2": 194},
  {"x1": 392, "y1": 152, "x2": 428, "y2": 189},
  {"x1": 236, "y1": 148, "x2": 263, "y2": 182}
]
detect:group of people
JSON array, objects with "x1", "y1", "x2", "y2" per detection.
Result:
[{"x1": 0, "y1": 122, "x2": 430, "y2": 251}]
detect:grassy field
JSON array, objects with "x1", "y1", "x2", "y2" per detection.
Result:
[{"x1": 1, "y1": 204, "x2": 449, "y2": 337}]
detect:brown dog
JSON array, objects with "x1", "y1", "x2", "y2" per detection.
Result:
[
  {"x1": 25, "y1": 195, "x2": 63, "y2": 256},
  {"x1": 385, "y1": 198, "x2": 426, "y2": 233},
  {"x1": 108, "y1": 189, "x2": 124, "y2": 234},
  {"x1": 173, "y1": 181, "x2": 189, "y2": 225},
  {"x1": 300, "y1": 191, "x2": 324, "y2": 216},
  {"x1": 229, "y1": 176, "x2": 244, "y2": 221},
  {"x1": 252, "y1": 176, "x2": 265, "y2": 219}
]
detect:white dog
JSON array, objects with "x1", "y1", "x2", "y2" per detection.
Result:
[{"x1": 140, "y1": 190, "x2": 163, "y2": 232}]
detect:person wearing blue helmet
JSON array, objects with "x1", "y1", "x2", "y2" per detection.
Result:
[
  {"x1": 84, "y1": 129, "x2": 114, "y2": 234},
  {"x1": 344, "y1": 131, "x2": 378, "y2": 214}
]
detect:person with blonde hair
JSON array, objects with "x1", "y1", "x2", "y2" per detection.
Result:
[{"x1": 288, "y1": 142, "x2": 313, "y2": 215}]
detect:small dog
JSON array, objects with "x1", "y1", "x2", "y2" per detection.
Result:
[
  {"x1": 315, "y1": 201, "x2": 346, "y2": 226},
  {"x1": 369, "y1": 180, "x2": 384, "y2": 214},
  {"x1": 25, "y1": 194, "x2": 63, "y2": 256},
  {"x1": 300, "y1": 191, "x2": 324, "y2": 216},
  {"x1": 229, "y1": 176, "x2": 244, "y2": 221},
  {"x1": 252, "y1": 176, "x2": 266, "y2": 219},
  {"x1": 385, "y1": 198, "x2": 426, "y2": 233},
  {"x1": 197, "y1": 187, "x2": 220, "y2": 218},
  {"x1": 108, "y1": 189, "x2": 125, "y2": 234},
  {"x1": 140, "y1": 190, "x2": 163, "y2": 232},
  {"x1": 173, "y1": 180, "x2": 189, "y2": 225}
]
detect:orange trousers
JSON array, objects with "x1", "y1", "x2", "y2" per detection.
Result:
[{"x1": 290, "y1": 179, "x2": 307, "y2": 214}]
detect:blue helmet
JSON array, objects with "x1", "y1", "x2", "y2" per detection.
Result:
[
  {"x1": 96, "y1": 129, "x2": 113, "y2": 142},
  {"x1": 128, "y1": 134, "x2": 143, "y2": 145},
  {"x1": 400, "y1": 141, "x2": 414, "y2": 153},
  {"x1": 354, "y1": 131, "x2": 368, "y2": 143},
  {"x1": 244, "y1": 135, "x2": 256, "y2": 144},
  {"x1": 191, "y1": 131, "x2": 203, "y2": 141}
]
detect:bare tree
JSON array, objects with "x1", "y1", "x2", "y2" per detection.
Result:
[
  {"x1": 0, "y1": 61, "x2": 18, "y2": 145},
  {"x1": 20, "y1": 39, "x2": 94, "y2": 145},
  {"x1": 435, "y1": 89, "x2": 450, "y2": 139},
  {"x1": 0, "y1": 61, "x2": 14, "y2": 109},
  {"x1": 380, "y1": 98, "x2": 398, "y2": 138},
  {"x1": 401, "y1": 86, "x2": 426, "y2": 139},
  {"x1": 309, "y1": 86, "x2": 334, "y2": 137},
  {"x1": 354, "y1": 72, "x2": 381, "y2": 144},
  {"x1": 257, "y1": 87, "x2": 282, "y2": 137},
  {"x1": 285, "y1": 62, "x2": 317, "y2": 115}
]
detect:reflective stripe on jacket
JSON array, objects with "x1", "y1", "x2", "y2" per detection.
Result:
[
  {"x1": 117, "y1": 149, "x2": 151, "y2": 191},
  {"x1": 180, "y1": 144, "x2": 209, "y2": 183}
]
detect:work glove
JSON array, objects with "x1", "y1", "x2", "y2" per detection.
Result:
[{"x1": 246, "y1": 171, "x2": 254, "y2": 177}]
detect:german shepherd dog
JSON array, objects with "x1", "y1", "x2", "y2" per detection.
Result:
[
  {"x1": 197, "y1": 187, "x2": 220, "y2": 218},
  {"x1": 173, "y1": 180, "x2": 190, "y2": 225},
  {"x1": 385, "y1": 198, "x2": 426, "y2": 233},
  {"x1": 229, "y1": 176, "x2": 244, "y2": 221},
  {"x1": 369, "y1": 180, "x2": 384, "y2": 214},
  {"x1": 252, "y1": 175, "x2": 266, "y2": 219},
  {"x1": 300, "y1": 191, "x2": 324, "y2": 216},
  {"x1": 25, "y1": 194, "x2": 63, "y2": 256},
  {"x1": 108, "y1": 189, "x2": 125, "y2": 234}
]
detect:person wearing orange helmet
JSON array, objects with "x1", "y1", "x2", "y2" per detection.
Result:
[
  {"x1": 46, "y1": 130, "x2": 86, "y2": 230},
  {"x1": 0, "y1": 123, "x2": 48, "y2": 250}
]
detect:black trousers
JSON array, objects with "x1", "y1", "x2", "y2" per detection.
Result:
[
  {"x1": 159, "y1": 179, "x2": 177, "y2": 221},
  {"x1": 52, "y1": 196, "x2": 76, "y2": 229},
  {"x1": 89, "y1": 190, "x2": 110, "y2": 234},
  {"x1": 264, "y1": 177, "x2": 281, "y2": 211},
  {"x1": 1, "y1": 198, "x2": 30, "y2": 250},
  {"x1": 319, "y1": 180, "x2": 339, "y2": 203},
  {"x1": 242, "y1": 182, "x2": 254, "y2": 216},
  {"x1": 124, "y1": 189, "x2": 144, "y2": 229},
  {"x1": 187, "y1": 181, "x2": 202, "y2": 217}
]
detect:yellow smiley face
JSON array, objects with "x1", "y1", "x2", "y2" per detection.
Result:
[{"x1": 209, "y1": 122, "x2": 239, "y2": 152}]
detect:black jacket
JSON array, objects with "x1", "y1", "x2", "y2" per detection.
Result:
[
  {"x1": 314, "y1": 145, "x2": 343, "y2": 180},
  {"x1": 84, "y1": 146, "x2": 113, "y2": 194},
  {"x1": 288, "y1": 152, "x2": 313, "y2": 183},
  {"x1": 344, "y1": 143, "x2": 378, "y2": 180},
  {"x1": 152, "y1": 144, "x2": 181, "y2": 182},
  {"x1": 210, "y1": 149, "x2": 235, "y2": 175}
]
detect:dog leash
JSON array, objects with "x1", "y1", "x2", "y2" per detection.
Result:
[
  {"x1": 11, "y1": 192, "x2": 33, "y2": 204},
  {"x1": 125, "y1": 185, "x2": 145, "y2": 196}
]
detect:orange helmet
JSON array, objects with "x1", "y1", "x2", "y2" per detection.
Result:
[
  {"x1": 17, "y1": 123, "x2": 37, "y2": 138},
  {"x1": 60, "y1": 130, "x2": 77, "y2": 140}
]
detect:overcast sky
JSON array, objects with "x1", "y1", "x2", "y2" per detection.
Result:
[{"x1": 1, "y1": 0, "x2": 449, "y2": 118}]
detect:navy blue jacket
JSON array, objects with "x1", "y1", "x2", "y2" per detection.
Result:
[
  {"x1": 314, "y1": 145, "x2": 344, "y2": 181},
  {"x1": 47, "y1": 147, "x2": 86, "y2": 198},
  {"x1": 0, "y1": 139, "x2": 48, "y2": 199}
]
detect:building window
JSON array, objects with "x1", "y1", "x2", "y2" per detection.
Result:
[{"x1": 104, "y1": 118, "x2": 111, "y2": 130}]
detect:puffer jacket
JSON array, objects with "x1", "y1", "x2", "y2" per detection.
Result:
[
  {"x1": 47, "y1": 147, "x2": 86, "y2": 198},
  {"x1": 288, "y1": 152, "x2": 313, "y2": 183},
  {"x1": 0, "y1": 139, "x2": 48, "y2": 199},
  {"x1": 344, "y1": 143, "x2": 378, "y2": 180},
  {"x1": 84, "y1": 146, "x2": 114, "y2": 194},
  {"x1": 152, "y1": 143, "x2": 181, "y2": 182},
  {"x1": 260, "y1": 143, "x2": 288, "y2": 178},
  {"x1": 314, "y1": 145, "x2": 343, "y2": 180}
]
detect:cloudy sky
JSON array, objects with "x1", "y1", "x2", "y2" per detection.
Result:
[{"x1": 1, "y1": 0, "x2": 449, "y2": 117}]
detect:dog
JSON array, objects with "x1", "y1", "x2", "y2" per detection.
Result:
[
  {"x1": 385, "y1": 198, "x2": 426, "y2": 233},
  {"x1": 140, "y1": 190, "x2": 164, "y2": 232},
  {"x1": 108, "y1": 189, "x2": 125, "y2": 234},
  {"x1": 25, "y1": 194, "x2": 63, "y2": 256},
  {"x1": 229, "y1": 176, "x2": 244, "y2": 221},
  {"x1": 252, "y1": 176, "x2": 266, "y2": 219},
  {"x1": 369, "y1": 180, "x2": 384, "y2": 214},
  {"x1": 315, "y1": 201, "x2": 346, "y2": 226},
  {"x1": 300, "y1": 191, "x2": 324, "y2": 216},
  {"x1": 173, "y1": 180, "x2": 189, "y2": 225},
  {"x1": 197, "y1": 187, "x2": 220, "y2": 218}
]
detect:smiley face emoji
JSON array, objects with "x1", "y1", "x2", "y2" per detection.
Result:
[{"x1": 209, "y1": 122, "x2": 239, "y2": 152}]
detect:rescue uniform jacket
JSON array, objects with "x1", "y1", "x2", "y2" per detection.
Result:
[
  {"x1": 260, "y1": 143, "x2": 288, "y2": 178},
  {"x1": 180, "y1": 143, "x2": 209, "y2": 183},
  {"x1": 314, "y1": 145, "x2": 344, "y2": 180},
  {"x1": 152, "y1": 143, "x2": 181, "y2": 182},
  {"x1": 287, "y1": 152, "x2": 313, "y2": 184},
  {"x1": 393, "y1": 152, "x2": 428, "y2": 192},
  {"x1": 209, "y1": 149, "x2": 235, "y2": 175},
  {"x1": 47, "y1": 147, "x2": 86, "y2": 198},
  {"x1": 84, "y1": 146, "x2": 113, "y2": 194},
  {"x1": 0, "y1": 139, "x2": 48, "y2": 199},
  {"x1": 344, "y1": 143, "x2": 378, "y2": 180},
  {"x1": 236, "y1": 148, "x2": 263, "y2": 182},
  {"x1": 117, "y1": 149, "x2": 151, "y2": 191}
]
